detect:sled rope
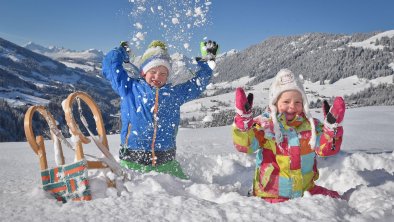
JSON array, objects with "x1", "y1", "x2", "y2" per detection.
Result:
[
  {"x1": 41, "y1": 108, "x2": 103, "y2": 161},
  {"x1": 76, "y1": 98, "x2": 124, "y2": 176},
  {"x1": 150, "y1": 88, "x2": 159, "y2": 166}
]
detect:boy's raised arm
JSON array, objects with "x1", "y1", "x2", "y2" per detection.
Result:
[
  {"x1": 102, "y1": 42, "x2": 138, "y2": 96},
  {"x1": 174, "y1": 40, "x2": 219, "y2": 103}
]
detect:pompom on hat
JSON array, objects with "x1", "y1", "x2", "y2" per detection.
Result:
[
  {"x1": 139, "y1": 40, "x2": 172, "y2": 76},
  {"x1": 268, "y1": 69, "x2": 317, "y2": 148}
]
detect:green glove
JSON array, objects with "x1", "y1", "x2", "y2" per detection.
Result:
[{"x1": 198, "y1": 40, "x2": 219, "y2": 61}]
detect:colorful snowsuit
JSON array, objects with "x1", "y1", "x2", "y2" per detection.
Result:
[
  {"x1": 233, "y1": 112, "x2": 343, "y2": 201},
  {"x1": 102, "y1": 46, "x2": 213, "y2": 167}
]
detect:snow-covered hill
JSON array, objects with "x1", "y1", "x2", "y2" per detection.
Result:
[
  {"x1": 24, "y1": 42, "x2": 104, "y2": 73},
  {"x1": 213, "y1": 30, "x2": 394, "y2": 85},
  {"x1": 348, "y1": 30, "x2": 394, "y2": 50},
  {"x1": 0, "y1": 106, "x2": 393, "y2": 221},
  {"x1": 181, "y1": 74, "x2": 394, "y2": 121},
  {"x1": 0, "y1": 38, "x2": 116, "y2": 108},
  {"x1": 0, "y1": 38, "x2": 120, "y2": 142}
]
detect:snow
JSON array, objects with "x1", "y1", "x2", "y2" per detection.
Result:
[
  {"x1": 25, "y1": 42, "x2": 103, "y2": 61},
  {"x1": 128, "y1": 0, "x2": 212, "y2": 53},
  {"x1": 171, "y1": 17, "x2": 180, "y2": 25},
  {"x1": 61, "y1": 61, "x2": 95, "y2": 72},
  {"x1": 0, "y1": 88, "x2": 50, "y2": 106},
  {"x1": 24, "y1": 42, "x2": 103, "y2": 72},
  {"x1": 0, "y1": 106, "x2": 393, "y2": 221},
  {"x1": 348, "y1": 30, "x2": 394, "y2": 50},
  {"x1": 39, "y1": 60, "x2": 58, "y2": 69},
  {"x1": 181, "y1": 74, "x2": 394, "y2": 119},
  {"x1": 389, "y1": 62, "x2": 394, "y2": 71},
  {"x1": 135, "y1": 32, "x2": 145, "y2": 41},
  {"x1": 134, "y1": 22, "x2": 143, "y2": 29},
  {"x1": 202, "y1": 115, "x2": 213, "y2": 123}
]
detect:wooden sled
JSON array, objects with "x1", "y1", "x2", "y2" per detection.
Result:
[
  {"x1": 24, "y1": 106, "x2": 92, "y2": 202},
  {"x1": 24, "y1": 92, "x2": 124, "y2": 201},
  {"x1": 24, "y1": 103, "x2": 117, "y2": 174}
]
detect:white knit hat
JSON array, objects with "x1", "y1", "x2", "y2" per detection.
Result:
[
  {"x1": 268, "y1": 69, "x2": 316, "y2": 149},
  {"x1": 139, "y1": 40, "x2": 172, "y2": 76}
]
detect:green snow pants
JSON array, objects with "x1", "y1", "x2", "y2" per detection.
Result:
[{"x1": 120, "y1": 159, "x2": 189, "y2": 180}]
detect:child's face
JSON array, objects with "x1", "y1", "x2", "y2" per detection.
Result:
[
  {"x1": 276, "y1": 90, "x2": 303, "y2": 121},
  {"x1": 144, "y1": 65, "x2": 169, "y2": 88}
]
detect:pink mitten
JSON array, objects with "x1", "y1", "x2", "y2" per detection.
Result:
[
  {"x1": 234, "y1": 87, "x2": 254, "y2": 131},
  {"x1": 320, "y1": 97, "x2": 345, "y2": 153},
  {"x1": 323, "y1": 97, "x2": 345, "y2": 128}
]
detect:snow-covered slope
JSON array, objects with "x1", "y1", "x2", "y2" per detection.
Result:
[
  {"x1": 24, "y1": 42, "x2": 104, "y2": 73},
  {"x1": 214, "y1": 31, "x2": 394, "y2": 86},
  {"x1": 0, "y1": 106, "x2": 393, "y2": 221},
  {"x1": 0, "y1": 38, "x2": 115, "y2": 108},
  {"x1": 348, "y1": 30, "x2": 394, "y2": 50},
  {"x1": 181, "y1": 74, "x2": 394, "y2": 120}
]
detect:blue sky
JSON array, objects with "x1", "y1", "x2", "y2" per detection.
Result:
[{"x1": 1, "y1": 0, "x2": 394, "y2": 57}]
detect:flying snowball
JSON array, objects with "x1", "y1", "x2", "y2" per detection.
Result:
[
  {"x1": 135, "y1": 32, "x2": 145, "y2": 40},
  {"x1": 128, "y1": 0, "x2": 212, "y2": 53},
  {"x1": 172, "y1": 17, "x2": 180, "y2": 25},
  {"x1": 194, "y1": 7, "x2": 203, "y2": 16},
  {"x1": 137, "y1": 6, "x2": 146, "y2": 12},
  {"x1": 186, "y1": 9, "x2": 192, "y2": 17},
  {"x1": 134, "y1": 22, "x2": 143, "y2": 29}
]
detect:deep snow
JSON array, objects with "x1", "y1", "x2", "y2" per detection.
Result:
[{"x1": 0, "y1": 106, "x2": 393, "y2": 221}]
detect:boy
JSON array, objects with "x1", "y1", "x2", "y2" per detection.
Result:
[{"x1": 102, "y1": 40, "x2": 218, "y2": 179}]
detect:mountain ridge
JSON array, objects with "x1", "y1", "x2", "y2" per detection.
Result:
[
  {"x1": 213, "y1": 31, "x2": 394, "y2": 85},
  {"x1": 1, "y1": 30, "x2": 393, "y2": 141}
]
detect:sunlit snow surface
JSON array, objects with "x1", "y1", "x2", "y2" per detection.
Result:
[{"x1": 0, "y1": 106, "x2": 393, "y2": 221}]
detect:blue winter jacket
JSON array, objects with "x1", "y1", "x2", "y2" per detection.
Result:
[{"x1": 102, "y1": 46, "x2": 213, "y2": 152}]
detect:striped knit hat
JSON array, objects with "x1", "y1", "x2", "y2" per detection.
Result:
[
  {"x1": 268, "y1": 69, "x2": 317, "y2": 149},
  {"x1": 139, "y1": 40, "x2": 172, "y2": 76}
]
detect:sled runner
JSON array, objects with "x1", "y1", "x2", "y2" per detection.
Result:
[{"x1": 24, "y1": 105, "x2": 92, "y2": 202}]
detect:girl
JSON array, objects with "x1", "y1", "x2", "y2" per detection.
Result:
[{"x1": 233, "y1": 69, "x2": 345, "y2": 203}]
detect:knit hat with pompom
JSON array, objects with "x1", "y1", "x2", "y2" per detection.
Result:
[
  {"x1": 139, "y1": 40, "x2": 172, "y2": 76},
  {"x1": 268, "y1": 69, "x2": 317, "y2": 149}
]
